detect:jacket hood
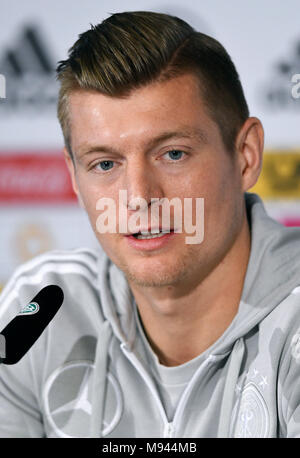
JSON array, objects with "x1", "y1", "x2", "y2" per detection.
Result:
[{"x1": 215, "y1": 192, "x2": 300, "y2": 355}]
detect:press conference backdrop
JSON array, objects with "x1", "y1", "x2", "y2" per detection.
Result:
[{"x1": 0, "y1": 0, "x2": 299, "y2": 291}]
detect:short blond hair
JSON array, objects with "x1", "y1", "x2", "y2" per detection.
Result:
[{"x1": 56, "y1": 11, "x2": 249, "y2": 157}]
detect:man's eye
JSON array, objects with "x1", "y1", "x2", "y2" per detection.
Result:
[
  {"x1": 96, "y1": 160, "x2": 114, "y2": 171},
  {"x1": 164, "y1": 150, "x2": 185, "y2": 161}
]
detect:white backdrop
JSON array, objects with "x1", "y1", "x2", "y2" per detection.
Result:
[{"x1": 0, "y1": 0, "x2": 300, "y2": 288}]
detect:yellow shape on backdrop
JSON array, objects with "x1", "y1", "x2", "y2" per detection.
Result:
[{"x1": 251, "y1": 150, "x2": 300, "y2": 199}]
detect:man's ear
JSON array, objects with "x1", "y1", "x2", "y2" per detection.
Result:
[
  {"x1": 235, "y1": 117, "x2": 264, "y2": 191},
  {"x1": 63, "y1": 147, "x2": 85, "y2": 209}
]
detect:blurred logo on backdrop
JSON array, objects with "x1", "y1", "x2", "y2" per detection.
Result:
[
  {"x1": 251, "y1": 151, "x2": 300, "y2": 198},
  {"x1": 0, "y1": 24, "x2": 58, "y2": 114},
  {"x1": 0, "y1": 153, "x2": 76, "y2": 203},
  {"x1": 251, "y1": 150, "x2": 300, "y2": 226},
  {"x1": 0, "y1": 153, "x2": 77, "y2": 291},
  {"x1": 14, "y1": 222, "x2": 53, "y2": 263},
  {"x1": 259, "y1": 36, "x2": 300, "y2": 110}
]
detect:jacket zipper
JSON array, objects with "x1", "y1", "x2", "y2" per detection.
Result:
[
  {"x1": 121, "y1": 343, "x2": 170, "y2": 436},
  {"x1": 171, "y1": 355, "x2": 217, "y2": 433},
  {"x1": 164, "y1": 422, "x2": 174, "y2": 438},
  {"x1": 121, "y1": 343, "x2": 218, "y2": 437}
]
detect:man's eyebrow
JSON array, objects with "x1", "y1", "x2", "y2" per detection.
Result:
[
  {"x1": 146, "y1": 127, "x2": 208, "y2": 150},
  {"x1": 78, "y1": 127, "x2": 207, "y2": 157}
]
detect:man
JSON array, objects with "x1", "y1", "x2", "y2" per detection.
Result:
[{"x1": 0, "y1": 10, "x2": 300, "y2": 438}]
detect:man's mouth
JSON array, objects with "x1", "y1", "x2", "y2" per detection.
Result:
[
  {"x1": 131, "y1": 229, "x2": 173, "y2": 240},
  {"x1": 125, "y1": 228, "x2": 176, "y2": 251}
]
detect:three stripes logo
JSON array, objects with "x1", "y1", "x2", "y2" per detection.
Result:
[
  {"x1": 0, "y1": 74, "x2": 5, "y2": 99},
  {"x1": 258, "y1": 37, "x2": 300, "y2": 111},
  {"x1": 0, "y1": 25, "x2": 58, "y2": 113}
]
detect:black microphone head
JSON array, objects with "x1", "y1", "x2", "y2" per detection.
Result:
[{"x1": 0, "y1": 285, "x2": 64, "y2": 365}]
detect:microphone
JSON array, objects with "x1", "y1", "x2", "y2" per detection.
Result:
[{"x1": 0, "y1": 285, "x2": 64, "y2": 365}]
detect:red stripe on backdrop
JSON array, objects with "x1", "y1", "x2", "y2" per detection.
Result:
[
  {"x1": 281, "y1": 218, "x2": 300, "y2": 227},
  {"x1": 0, "y1": 153, "x2": 77, "y2": 203}
]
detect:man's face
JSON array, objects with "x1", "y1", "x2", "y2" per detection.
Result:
[{"x1": 67, "y1": 73, "x2": 246, "y2": 289}]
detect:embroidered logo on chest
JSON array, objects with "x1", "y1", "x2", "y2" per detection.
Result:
[{"x1": 232, "y1": 380, "x2": 270, "y2": 438}]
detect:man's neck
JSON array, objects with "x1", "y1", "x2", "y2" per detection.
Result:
[{"x1": 129, "y1": 216, "x2": 251, "y2": 367}]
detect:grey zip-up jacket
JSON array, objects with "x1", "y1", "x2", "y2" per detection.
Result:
[{"x1": 0, "y1": 192, "x2": 300, "y2": 438}]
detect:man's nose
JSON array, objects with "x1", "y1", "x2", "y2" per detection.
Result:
[{"x1": 124, "y1": 158, "x2": 163, "y2": 210}]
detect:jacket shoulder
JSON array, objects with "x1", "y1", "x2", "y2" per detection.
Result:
[{"x1": 0, "y1": 247, "x2": 102, "y2": 327}]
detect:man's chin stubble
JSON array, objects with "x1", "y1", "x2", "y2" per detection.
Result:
[{"x1": 118, "y1": 253, "x2": 197, "y2": 289}]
